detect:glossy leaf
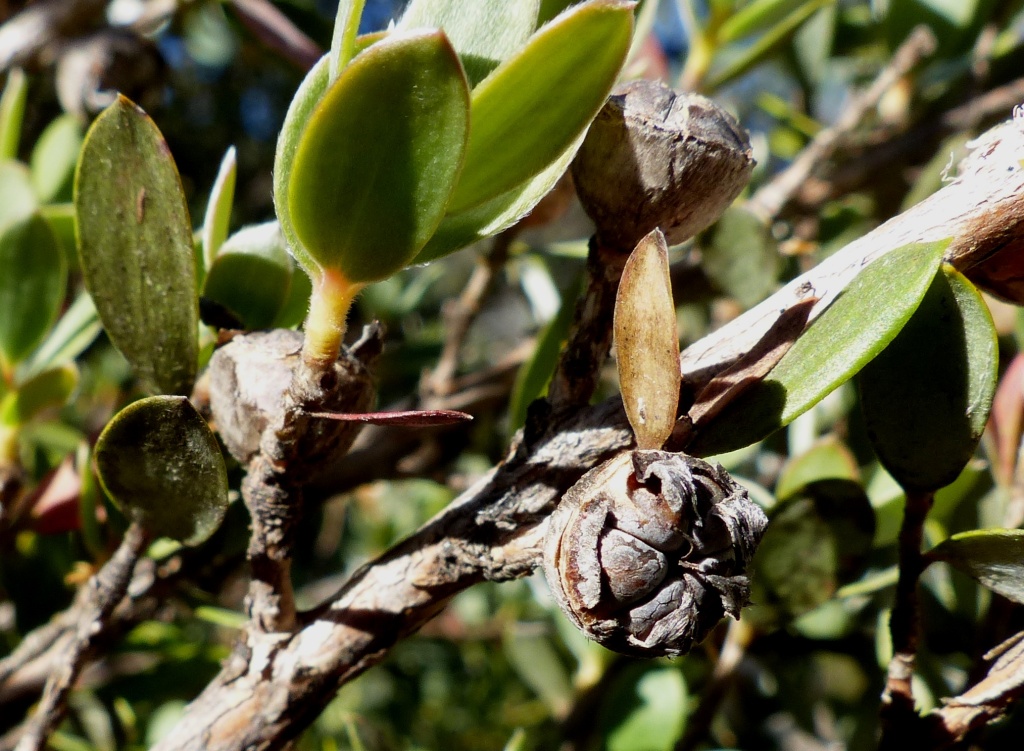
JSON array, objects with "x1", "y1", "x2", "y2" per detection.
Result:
[
  {"x1": 416, "y1": 130, "x2": 584, "y2": 262},
  {"x1": 285, "y1": 31, "x2": 470, "y2": 282},
  {"x1": 399, "y1": 0, "x2": 540, "y2": 85},
  {"x1": 750, "y1": 479, "x2": 875, "y2": 620},
  {"x1": 691, "y1": 240, "x2": 947, "y2": 456},
  {"x1": 445, "y1": 0, "x2": 634, "y2": 213},
  {"x1": 75, "y1": 96, "x2": 198, "y2": 396},
  {"x1": 19, "y1": 292, "x2": 100, "y2": 381},
  {"x1": 859, "y1": 267, "x2": 997, "y2": 492},
  {"x1": 203, "y1": 221, "x2": 292, "y2": 329},
  {"x1": 614, "y1": 229, "x2": 679, "y2": 450},
  {"x1": 0, "y1": 214, "x2": 67, "y2": 367},
  {"x1": 929, "y1": 529, "x2": 1024, "y2": 605},
  {"x1": 94, "y1": 396, "x2": 228, "y2": 546},
  {"x1": 0, "y1": 160, "x2": 38, "y2": 230},
  {"x1": 273, "y1": 262, "x2": 312, "y2": 329},
  {"x1": 201, "y1": 146, "x2": 236, "y2": 270},
  {"x1": 0, "y1": 68, "x2": 26, "y2": 161},
  {"x1": 0, "y1": 364, "x2": 77, "y2": 426},
  {"x1": 30, "y1": 114, "x2": 84, "y2": 203}
]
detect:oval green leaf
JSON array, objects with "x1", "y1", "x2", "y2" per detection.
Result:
[
  {"x1": 286, "y1": 31, "x2": 470, "y2": 283},
  {"x1": 0, "y1": 214, "x2": 67, "y2": 367},
  {"x1": 691, "y1": 239, "x2": 947, "y2": 456},
  {"x1": 203, "y1": 221, "x2": 293, "y2": 329},
  {"x1": 445, "y1": 0, "x2": 634, "y2": 214},
  {"x1": 398, "y1": 0, "x2": 540, "y2": 86},
  {"x1": 601, "y1": 665, "x2": 687, "y2": 751},
  {"x1": 614, "y1": 229, "x2": 679, "y2": 450},
  {"x1": 74, "y1": 96, "x2": 198, "y2": 396},
  {"x1": 775, "y1": 436, "x2": 859, "y2": 502},
  {"x1": 929, "y1": 529, "x2": 1024, "y2": 605},
  {"x1": 30, "y1": 113, "x2": 84, "y2": 203},
  {"x1": 94, "y1": 395, "x2": 228, "y2": 546},
  {"x1": 0, "y1": 364, "x2": 77, "y2": 426},
  {"x1": 750, "y1": 479, "x2": 875, "y2": 621},
  {"x1": 0, "y1": 159, "x2": 38, "y2": 230},
  {"x1": 858, "y1": 267, "x2": 997, "y2": 492},
  {"x1": 415, "y1": 129, "x2": 584, "y2": 263}
]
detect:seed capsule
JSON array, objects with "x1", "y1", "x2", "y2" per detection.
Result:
[{"x1": 544, "y1": 450, "x2": 767, "y2": 657}]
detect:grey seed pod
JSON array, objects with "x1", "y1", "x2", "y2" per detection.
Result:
[
  {"x1": 571, "y1": 80, "x2": 755, "y2": 251},
  {"x1": 207, "y1": 328, "x2": 375, "y2": 477},
  {"x1": 544, "y1": 450, "x2": 767, "y2": 658}
]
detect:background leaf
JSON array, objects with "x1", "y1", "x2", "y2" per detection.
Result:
[
  {"x1": 690, "y1": 240, "x2": 947, "y2": 456},
  {"x1": 858, "y1": 267, "x2": 997, "y2": 491},
  {"x1": 399, "y1": 0, "x2": 540, "y2": 86},
  {"x1": 94, "y1": 395, "x2": 228, "y2": 546},
  {"x1": 201, "y1": 146, "x2": 236, "y2": 272},
  {"x1": 0, "y1": 68, "x2": 26, "y2": 161},
  {"x1": 30, "y1": 114, "x2": 83, "y2": 204},
  {"x1": 203, "y1": 221, "x2": 293, "y2": 330},
  {"x1": 445, "y1": 0, "x2": 633, "y2": 213},
  {"x1": 0, "y1": 214, "x2": 67, "y2": 368},
  {"x1": 286, "y1": 31, "x2": 470, "y2": 282},
  {"x1": 930, "y1": 529, "x2": 1024, "y2": 605},
  {"x1": 74, "y1": 96, "x2": 198, "y2": 396}
]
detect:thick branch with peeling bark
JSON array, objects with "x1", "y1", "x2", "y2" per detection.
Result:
[{"x1": 143, "y1": 114, "x2": 1024, "y2": 751}]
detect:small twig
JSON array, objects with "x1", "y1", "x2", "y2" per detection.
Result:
[
  {"x1": 546, "y1": 238, "x2": 628, "y2": 411},
  {"x1": 228, "y1": 0, "x2": 322, "y2": 71},
  {"x1": 676, "y1": 619, "x2": 755, "y2": 751},
  {"x1": 422, "y1": 231, "x2": 515, "y2": 399},
  {"x1": 748, "y1": 25, "x2": 937, "y2": 222},
  {"x1": 879, "y1": 489, "x2": 934, "y2": 749},
  {"x1": 14, "y1": 522, "x2": 151, "y2": 751}
]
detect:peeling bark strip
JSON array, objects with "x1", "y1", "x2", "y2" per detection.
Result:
[
  {"x1": 681, "y1": 115, "x2": 1024, "y2": 390},
  {"x1": 148, "y1": 114, "x2": 1024, "y2": 750}
]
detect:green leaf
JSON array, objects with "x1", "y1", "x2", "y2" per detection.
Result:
[
  {"x1": 690, "y1": 240, "x2": 947, "y2": 456},
  {"x1": 718, "y1": 0, "x2": 825, "y2": 42},
  {"x1": 750, "y1": 479, "x2": 875, "y2": 621},
  {"x1": 285, "y1": 31, "x2": 470, "y2": 282},
  {"x1": 74, "y1": 96, "x2": 198, "y2": 396},
  {"x1": 0, "y1": 160, "x2": 38, "y2": 230},
  {"x1": 706, "y1": 0, "x2": 833, "y2": 91},
  {"x1": 930, "y1": 529, "x2": 1024, "y2": 604},
  {"x1": 615, "y1": 229, "x2": 680, "y2": 450},
  {"x1": 859, "y1": 268, "x2": 997, "y2": 492},
  {"x1": 601, "y1": 665, "x2": 687, "y2": 751},
  {"x1": 398, "y1": 0, "x2": 540, "y2": 86},
  {"x1": 503, "y1": 627, "x2": 573, "y2": 717},
  {"x1": 30, "y1": 114, "x2": 84, "y2": 204},
  {"x1": 0, "y1": 364, "x2": 77, "y2": 426},
  {"x1": 416, "y1": 129, "x2": 585, "y2": 263},
  {"x1": 701, "y1": 205, "x2": 780, "y2": 309},
  {"x1": 0, "y1": 214, "x2": 67, "y2": 367},
  {"x1": 775, "y1": 436, "x2": 859, "y2": 501},
  {"x1": 201, "y1": 146, "x2": 236, "y2": 271},
  {"x1": 203, "y1": 222, "x2": 293, "y2": 329},
  {"x1": 446, "y1": 0, "x2": 634, "y2": 213},
  {"x1": 508, "y1": 266, "x2": 582, "y2": 434},
  {"x1": 94, "y1": 396, "x2": 228, "y2": 546},
  {"x1": 273, "y1": 261, "x2": 312, "y2": 329},
  {"x1": 329, "y1": 0, "x2": 367, "y2": 83},
  {"x1": 19, "y1": 292, "x2": 100, "y2": 381},
  {"x1": 0, "y1": 68, "x2": 27, "y2": 161}
]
